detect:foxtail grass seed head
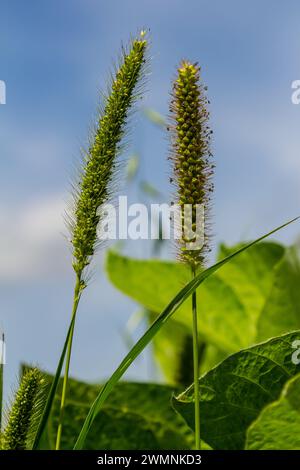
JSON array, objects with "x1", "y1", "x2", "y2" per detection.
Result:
[
  {"x1": 1, "y1": 369, "x2": 45, "y2": 450},
  {"x1": 170, "y1": 61, "x2": 213, "y2": 268},
  {"x1": 71, "y1": 32, "x2": 147, "y2": 278}
]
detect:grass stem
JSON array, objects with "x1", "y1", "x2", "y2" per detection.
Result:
[
  {"x1": 192, "y1": 266, "x2": 201, "y2": 450},
  {"x1": 55, "y1": 275, "x2": 82, "y2": 450}
]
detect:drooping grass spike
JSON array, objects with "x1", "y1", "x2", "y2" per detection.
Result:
[
  {"x1": 1, "y1": 368, "x2": 45, "y2": 450},
  {"x1": 71, "y1": 31, "x2": 148, "y2": 279},
  {"x1": 55, "y1": 31, "x2": 148, "y2": 450}
]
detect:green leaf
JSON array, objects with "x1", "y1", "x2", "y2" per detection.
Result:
[
  {"x1": 246, "y1": 373, "x2": 300, "y2": 450},
  {"x1": 217, "y1": 241, "x2": 284, "y2": 338},
  {"x1": 216, "y1": 243, "x2": 300, "y2": 346},
  {"x1": 74, "y1": 219, "x2": 297, "y2": 449},
  {"x1": 106, "y1": 241, "x2": 284, "y2": 353},
  {"x1": 31, "y1": 313, "x2": 77, "y2": 449},
  {"x1": 42, "y1": 378, "x2": 194, "y2": 450},
  {"x1": 256, "y1": 246, "x2": 300, "y2": 341},
  {"x1": 173, "y1": 331, "x2": 300, "y2": 450}
]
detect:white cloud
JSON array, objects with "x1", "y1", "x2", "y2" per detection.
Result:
[{"x1": 0, "y1": 194, "x2": 71, "y2": 282}]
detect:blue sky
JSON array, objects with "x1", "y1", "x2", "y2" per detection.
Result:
[{"x1": 1, "y1": 0, "x2": 300, "y2": 395}]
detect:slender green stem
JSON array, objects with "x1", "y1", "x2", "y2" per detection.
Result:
[
  {"x1": 55, "y1": 275, "x2": 82, "y2": 450},
  {"x1": 191, "y1": 266, "x2": 201, "y2": 450}
]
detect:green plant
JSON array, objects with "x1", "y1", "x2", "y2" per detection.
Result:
[
  {"x1": 2, "y1": 30, "x2": 300, "y2": 452},
  {"x1": 74, "y1": 220, "x2": 295, "y2": 449},
  {"x1": 1, "y1": 368, "x2": 45, "y2": 450},
  {"x1": 55, "y1": 31, "x2": 148, "y2": 450},
  {"x1": 173, "y1": 331, "x2": 300, "y2": 449},
  {"x1": 169, "y1": 61, "x2": 213, "y2": 448},
  {"x1": 246, "y1": 373, "x2": 300, "y2": 450},
  {"x1": 28, "y1": 221, "x2": 300, "y2": 449}
]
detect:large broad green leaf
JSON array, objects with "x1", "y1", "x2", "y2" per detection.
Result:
[
  {"x1": 106, "y1": 242, "x2": 300, "y2": 367},
  {"x1": 216, "y1": 242, "x2": 284, "y2": 340},
  {"x1": 107, "y1": 241, "x2": 300, "y2": 387},
  {"x1": 33, "y1": 374, "x2": 194, "y2": 450},
  {"x1": 256, "y1": 247, "x2": 300, "y2": 341},
  {"x1": 172, "y1": 331, "x2": 300, "y2": 450},
  {"x1": 107, "y1": 251, "x2": 245, "y2": 352},
  {"x1": 246, "y1": 373, "x2": 300, "y2": 450},
  {"x1": 106, "y1": 242, "x2": 285, "y2": 354}
]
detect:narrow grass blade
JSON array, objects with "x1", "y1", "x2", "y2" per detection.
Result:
[
  {"x1": 74, "y1": 217, "x2": 299, "y2": 449},
  {"x1": 0, "y1": 364, "x2": 2, "y2": 431},
  {"x1": 0, "y1": 333, "x2": 4, "y2": 430},
  {"x1": 31, "y1": 314, "x2": 76, "y2": 449}
]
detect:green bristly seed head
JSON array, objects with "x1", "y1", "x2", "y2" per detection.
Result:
[
  {"x1": 1, "y1": 369, "x2": 44, "y2": 450},
  {"x1": 71, "y1": 33, "x2": 147, "y2": 278},
  {"x1": 170, "y1": 61, "x2": 213, "y2": 268}
]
